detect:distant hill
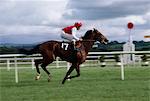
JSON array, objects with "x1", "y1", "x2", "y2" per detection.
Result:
[{"x1": 0, "y1": 43, "x2": 36, "y2": 54}]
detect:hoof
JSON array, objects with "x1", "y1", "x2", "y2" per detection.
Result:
[
  {"x1": 47, "y1": 75, "x2": 51, "y2": 82},
  {"x1": 62, "y1": 79, "x2": 66, "y2": 84},
  {"x1": 35, "y1": 78, "x2": 38, "y2": 80},
  {"x1": 48, "y1": 78, "x2": 51, "y2": 82},
  {"x1": 35, "y1": 74, "x2": 41, "y2": 80},
  {"x1": 62, "y1": 81, "x2": 65, "y2": 84},
  {"x1": 35, "y1": 76, "x2": 40, "y2": 80},
  {"x1": 67, "y1": 75, "x2": 71, "y2": 81}
]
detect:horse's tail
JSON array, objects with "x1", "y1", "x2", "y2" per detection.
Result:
[{"x1": 19, "y1": 45, "x2": 39, "y2": 55}]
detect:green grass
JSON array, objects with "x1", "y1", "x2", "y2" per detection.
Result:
[{"x1": 0, "y1": 66, "x2": 150, "y2": 101}]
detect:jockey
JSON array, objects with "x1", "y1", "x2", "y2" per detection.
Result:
[
  {"x1": 61, "y1": 22, "x2": 82, "y2": 45},
  {"x1": 61, "y1": 22, "x2": 82, "y2": 79}
]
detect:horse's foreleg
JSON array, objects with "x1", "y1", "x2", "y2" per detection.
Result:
[
  {"x1": 68, "y1": 65, "x2": 80, "y2": 79},
  {"x1": 62, "y1": 65, "x2": 75, "y2": 84},
  {"x1": 34, "y1": 59, "x2": 43, "y2": 80}
]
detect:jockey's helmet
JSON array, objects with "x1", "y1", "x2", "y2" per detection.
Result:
[{"x1": 74, "y1": 22, "x2": 82, "y2": 28}]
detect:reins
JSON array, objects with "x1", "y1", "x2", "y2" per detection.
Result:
[
  {"x1": 61, "y1": 40, "x2": 95, "y2": 43},
  {"x1": 80, "y1": 40, "x2": 95, "y2": 42}
]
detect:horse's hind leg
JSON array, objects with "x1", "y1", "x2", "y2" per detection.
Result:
[
  {"x1": 41, "y1": 58, "x2": 54, "y2": 82},
  {"x1": 34, "y1": 59, "x2": 43, "y2": 80}
]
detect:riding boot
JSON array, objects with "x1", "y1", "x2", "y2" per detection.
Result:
[
  {"x1": 72, "y1": 40, "x2": 80, "y2": 51},
  {"x1": 72, "y1": 40, "x2": 76, "y2": 50}
]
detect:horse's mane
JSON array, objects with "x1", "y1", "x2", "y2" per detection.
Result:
[{"x1": 82, "y1": 30, "x2": 93, "y2": 39}]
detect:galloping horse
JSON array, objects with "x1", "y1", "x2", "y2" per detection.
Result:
[{"x1": 21, "y1": 28, "x2": 108, "y2": 84}]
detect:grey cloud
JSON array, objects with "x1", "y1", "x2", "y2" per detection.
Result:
[
  {"x1": 0, "y1": 0, "x2": 149, "y2": 44},
  {"x1": 0, "y1": 3, "x2": 39, "y2": 25},
  {"x1": 64, "y1": 0, "x2": 150, "y2": 20},
  {"x1": 135, "y1": 23, "x2": 150, "y2": 30},
  {"x1": 0, "y1": 1, "x2": 60, "y2": 26}
]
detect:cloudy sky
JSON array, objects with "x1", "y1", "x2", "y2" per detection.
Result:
[{"x1": 0, "y1": 0, "x2": 150, "y2": 44}]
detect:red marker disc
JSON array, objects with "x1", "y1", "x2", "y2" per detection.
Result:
[{"x1": 127, "y1": 22, "x2": 134, "y2": 29}]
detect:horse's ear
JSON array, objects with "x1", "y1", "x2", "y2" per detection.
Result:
[{"x1": 93, "y1": 28, "x2": 96, "y2": 31}]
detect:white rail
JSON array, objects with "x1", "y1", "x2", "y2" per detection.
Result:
[{"x1": 0, "y1": 51, "x2": 150, "y2": 83}]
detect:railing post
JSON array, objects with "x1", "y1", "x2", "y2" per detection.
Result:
[
  {"x1": 120, "y1": 54, "x2": 124, "y2": 80},
  {"x1": 7, "y1": 59, "x2": 10, "y2": 71},
  {"x1": 56, "y1": 57, "x2": 59, "y2": 68},
  {"x1": 31, "y1": 58, "x2": 35, "y2": 69},
  {"x1": 14, "y1": 57, "x2": 18, "y2": 83}
]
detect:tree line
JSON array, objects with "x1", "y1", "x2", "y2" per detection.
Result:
[{"x1": 0, "y1": 41, "x2": 150, "y2": 54}]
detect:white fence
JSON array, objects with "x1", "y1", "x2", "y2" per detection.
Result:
[
  {"x1": 0, "y1": 54, "x2": 100, "y2": 70},
  {"x1": 0, "y1": 51, "x2": 150, "y2": 83}
]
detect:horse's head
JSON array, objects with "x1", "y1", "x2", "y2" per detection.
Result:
[
  {"x1": 92, "y1": 28, "x2": 108, "y2": 44},
  {"x1": 83, "y1": 28, "x2": 108, "y2": 44}
]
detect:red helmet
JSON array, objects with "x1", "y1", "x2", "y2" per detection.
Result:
[{"x1": 74, "y1": 22, "x2": 82, "y2": 27}]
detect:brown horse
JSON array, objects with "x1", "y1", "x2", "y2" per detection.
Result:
[{"x1": 21, "y1": 28, "x2": 108, "y2": 84}]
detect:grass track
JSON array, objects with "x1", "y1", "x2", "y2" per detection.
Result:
[{"x1": 0, "y1": 66, "x2": 150, "y2": 101}]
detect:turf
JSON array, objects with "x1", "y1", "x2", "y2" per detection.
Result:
[{"x1": 0, "y1": 66, "x2": 150, "y2": 101}]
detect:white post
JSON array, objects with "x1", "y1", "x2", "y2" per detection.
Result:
[
  {"x1": 7, "y1": 59, "x2": 10, "y2": 71},
  {"x1": 31, "y1": 58, "x2": 35, "y2": 69},
  {"x1": 14, "y1": 57, "x2": 18, "y2": 83},
  {"x1": 120, "y1": 54, "x2": 124, "y2": 80},
  {"x1": 56, "y1": 57, "x2": 59, "y2": 68}
]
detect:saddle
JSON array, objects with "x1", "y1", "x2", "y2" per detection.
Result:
[{"x1": 61, "y1": 40, "x2": 82, "y2": 51}]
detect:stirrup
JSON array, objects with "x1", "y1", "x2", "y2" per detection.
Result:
[
  {"x1": 72, "y1": 40, "x2": 76, "y2": 45},
  {"x1": 74, "y1": 47, "x2": 80, "y2": 51}
]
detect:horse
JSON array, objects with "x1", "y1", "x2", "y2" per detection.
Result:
[{"x1": 20, "y1": 28, "x2": 108, "y2": 84}]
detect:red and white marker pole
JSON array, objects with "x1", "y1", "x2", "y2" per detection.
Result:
[{"x1": 127, "y1": 22, "x2": 134, "y2": 43}]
